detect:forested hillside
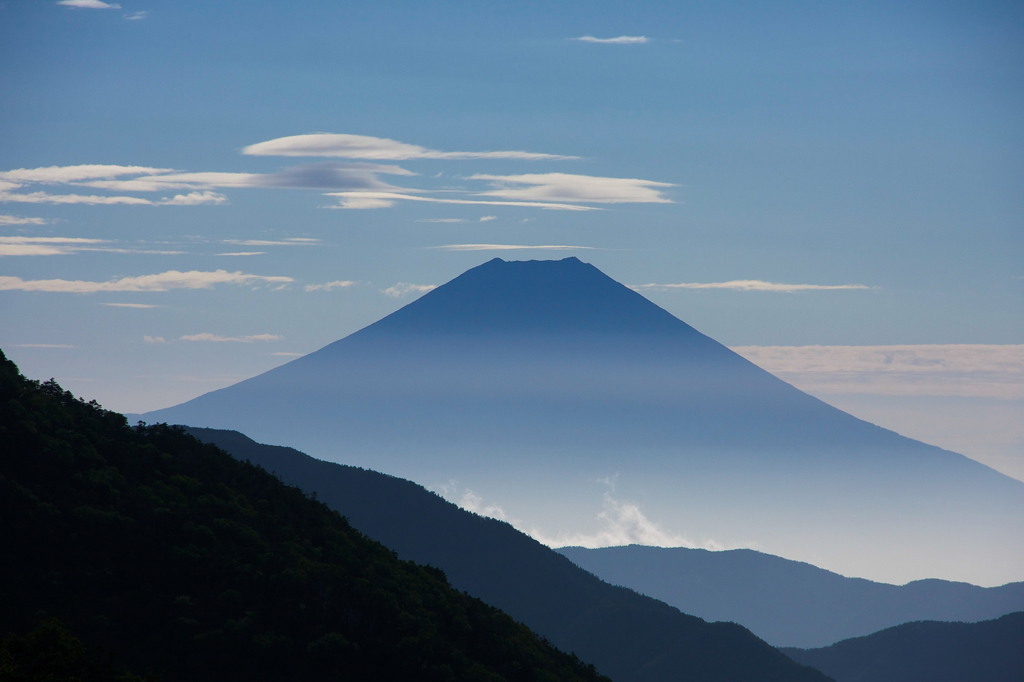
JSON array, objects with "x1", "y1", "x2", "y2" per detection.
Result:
[{"x1": 0, "y1": 349, "x2": 607, "y2": 682}]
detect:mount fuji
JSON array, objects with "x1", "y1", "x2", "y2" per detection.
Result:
[{"x1": 141, "y1": 257, "x2": 1024, "y2": 585}]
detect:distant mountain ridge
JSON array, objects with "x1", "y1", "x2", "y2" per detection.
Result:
[
  {"x1": 557, "y1": 545, "x2": 1024, "y2": 648},
  {"x1": 184, "y1": 426, "x2": 832, "y2": 682},
  {"x1": 141, "y1": 258, "x2": 1024, "y2": 585},
  {"x1": 782, "y1": 612, "x2": 1024, "y2": 682}
]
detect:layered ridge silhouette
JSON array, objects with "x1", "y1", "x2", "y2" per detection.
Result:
[
  {"x1": 142, "y1": 258, "x2": 1024, "y2": 585},
  {"x1": 183, "y1": 426, "x2": 831, "y2": 682},
  {"x1": 782, "y1": 612, "x2": 1024, "y2": 682},
  {"x1": 558, "y1": 545, "x2": 1024, "y2": 648}
]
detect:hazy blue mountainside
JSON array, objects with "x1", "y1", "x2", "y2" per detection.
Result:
[
  {"x1": 781, "y1": 612, "x2": 1024, "y2": 682},
  {"x1": 557, "y1": 545, "x2": 1024, "y2": 648},
  {"x1": 0, "y1": 351, "x2": 608, "y2": 682},
  {"x1": 184, "y1": 426, "x2": 832, "y2": 682},
  {"x1": 141, "y1": 258, "x2": 1024, "y2": 585}
]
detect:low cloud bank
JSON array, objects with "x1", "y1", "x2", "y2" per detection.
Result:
[{"x1": 732, "y1": 344, "x2": 1024, "y2": 400}]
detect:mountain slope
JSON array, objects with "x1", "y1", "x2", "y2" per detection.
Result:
[
  {"x1": 141, "y1": 258, "x2": 1024, "y2": 585},
  {"x1": 557, "y1": 545, "x2": 1024, "y2": 648},
  {"x1": 183, "y1": 426, "x2": 832, "y2": 682},
  {"x1": 0, "y1": 350, "x2": 607, "y2": 682},
  {"x1": 781, "y1": 612, "x2": 1024, "y2": 682}
]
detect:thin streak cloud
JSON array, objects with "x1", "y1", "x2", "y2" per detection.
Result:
[
  {"x1": 573, "y1": 36, "x2": 649, "y2": 44},
  {"x1": 243, "y1": 133, "x2": 578, "y2": 161},
  {"x1": 468, "y1": 173, "x2": 673, "y2": 204},
  {"x1": 633, "y1": 280, "x2": 873, "y2": 292},
  {"x1": 0, "y1": 270, "x2": 293, "y2": 293},
  {"x1": 0, "y1": 214, "x2": 50, "y2": 225},
  {"x1": 305, "y1": 280, "x2": 357, "y2": 292},
  {"x1": 325, "y1": 191, "x2": 597, "y2": 211},
  {"x1": 430, "y1": 244, "x2": 595, "y2": 251},
  {"x1": 57, "y1": 0, "x2": 121, "y2": 8},
  {"x1": 383, "y1": 283, "x2": 437, "y2": 298},
  {"x1": 180, "y1": 333, "x2": 282, "y2": 343},
  {"x1": 9, "y1": 343, "x2": 77, "y2": 348}
]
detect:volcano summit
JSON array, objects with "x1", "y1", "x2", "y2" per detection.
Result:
[{"x1": 142, "y1": 257, "x2": 1024, "y2": 585}]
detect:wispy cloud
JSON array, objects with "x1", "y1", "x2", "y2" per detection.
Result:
[
  {"x1": 634, "y1": 280, "x2": 873, "y2": 292},
  {"x1": 180, "y1": 333, "x2": 282, "y2": 343},
  {"x1": 158, "y1": 191, "x2": 226, "y2": 206},
  {"x1": 9, "y1": 343, "x2": 77, "y2": 348},
  {"x1": 124, "y1": 10, "x2": 147, "y2": 20},
  {"x1": 573, "y1": 35, "x2": 649, "y2": 44},
  {"x1": 0, "y1": 162, "x2": 408, "y2": 207},
  {"x1": 143, "y1": 336, "x2": 166, "y2": 343},
  {"x1": 305, "y1": 280, "x2": 356, "y2": 292},
  {"x1": 58, "y1": 0, "x2": 121, "y2": 9},
  {"x1": 0, "y1": 165, "x2": 173, "y2": 184},
  {"x1": 243, "y1": 133, "x2": 578, "y2": 161},
  {"x1": 2, "y1": 155, "x2": 672, "y2": 214},
  {"x1": 383, "y1": 283, "x2": 437, "y2": 298},
  {"x1": 733, "y1": 344, "x2": 1024, "y2": 400},
  {"x1": 325, "y1": 191, "x2": 597, "y2": 211},
  {"x1": 468, "y1": 173, "x2": 673, "y2": 204},
  {"x1": 429, "y1": 243, "x2": 594, "y2": 251},
  {"x1": 0, "y1": 214, "x2": 50, "y2": 225},
  {"x1": 222, "y1": 238, "x2": 319, "y2": 246},
  {"x1": 0, "y1": 269, "x2": 293, "y2": 293},
  {"x1": 102, "y1": 303, "x2": 162, "y2": 308},
  {"x1": 0, "y1": 236, "x2": 184, "y2": 257},
  {"x1": 529, "y1": 493, "x2": 716, "y2": 550},
  {"x1": 0, "y1": 237, "x2": 105, "y2": 257},
  {"x1": 0, "y1": 190, "x2": 158, "y2": 206},
  {"x1": 217, "y1": 252, "x2": 265, "y2": 256},
  {"x1": 417, "y1": 215, "x2": 498, "y2": 223}
]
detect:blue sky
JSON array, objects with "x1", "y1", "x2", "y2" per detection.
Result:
[{"x1": 1, "y1": 0, "x2": 1022, "y2": 478}]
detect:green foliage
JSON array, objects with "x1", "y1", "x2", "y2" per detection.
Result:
[
  {"x1": 0, "y1": 619, "x2": 146, "y2": 682},
  {"x1": 0, "y1": 350, "x2": 608, "y2": 682}
]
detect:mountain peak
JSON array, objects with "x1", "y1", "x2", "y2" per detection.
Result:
[{"x1": 362, "y1": 257, "x2": 695, "y2": 337}]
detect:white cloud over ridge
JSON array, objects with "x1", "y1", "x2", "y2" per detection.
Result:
[
  {"x1": 243, "y1": 133, "x2": 577, "y2": 161},
  {"x1": 732, "y1": 344, "x2": 1024, "y2": 400},
  {"x1": 180, "y1": 333, "x2": 282, "y2": 343},
  {"x1": 573, "y1": 36, "x2": 649, "y2": 44},
  {"x1": 469, "y1": 173, "x2": 673, "y2": 204},
  {"x1": 0, "y1": 270, "x2": 293, "y2": 293},
  {"x1": 383, "y1": 283, "x2": 437, "y2": 298},
  {"x1": 634, "y1": 280, "x2": 872, "y2": 292},
  {"x1": 529, "y1": 493, "x2": 717, "y2": 550}
]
